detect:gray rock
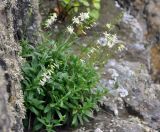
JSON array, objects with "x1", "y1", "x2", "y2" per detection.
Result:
[{"x1": 104, "y1": 59, "x2": 160, "y2": 130}]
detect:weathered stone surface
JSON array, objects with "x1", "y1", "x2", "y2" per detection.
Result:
[
  {"x1": 0, "y1": 1, "x2": 25, "y2": 131},
  {"x1": 104, "y1": 59, "x2": 160, "y2": 130},
  {"x1": 70, "y1": 111, "x2": 156, "y2": 132},
  {"x1": 13, "y1": 0, "x2": 41, "y2": 44},
  {"x1": 0, "y1": 65, "x2": 10, "y2": 132},
  {"x1": 116, "y1": 0, "x2": 160, "y2": 42},
  {"x1": 0, "y1": 0, "x2": 41, "y2": 131},
  {"x1": 116, "y1": 0, "x2": 160, "y2": 82}
]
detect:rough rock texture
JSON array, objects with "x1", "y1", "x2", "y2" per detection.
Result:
[
  {"x1": 103, "y1": 59, "x2": 160, "y2": 130},
  {"x1": 0, "y1": 1, "x2": 25, "y2": 131},
  {"x1": 0, "y1": 0, "x2": 41, "y2": 131},
  {"x1": 116, "y1": 0, "x2": 160, "y2": 38},
  {"x1": 116, "y1": 0, "x2": 160, "y2": 82},
  {"x1": 13, "y1": 0, "x2": 41, "y2": 44}
]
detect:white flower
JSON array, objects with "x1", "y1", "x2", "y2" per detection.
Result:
[
  {"x1": 103, "y1": 32, "x2": 118, "y2": 48},
  {"x1": 82, "y1": 43, "x2": 87, "y2": 47},
  {"x1": 103, "y1": 31, "x2": 110, "y2": 38},
  {"x1": 117, "y1": 88, "x2": 129, "y2": 97},
  {"x1": 46, "y1": 13, "x2": 57, "y2": 27},
  {"x1": 87, "y1": 54, "x2": 91, "y2": 58},
  {"x1": 90, "y1": 47, "x2": 96, "y2": 53},
  {"x1": 94, "y1": 66, "x2": 99, "y2": 70},
  {"x1": 106, "y1": 23, "x2": 112, "y2": 29},
  {"x1": 107, "y1": 41, "x2": 115, "y2": 48},
  {"x1": 79, "y1": 12, "x2": 89, "y2": 21},
  {"x1": 111, "y1": 34, "x2": 118, "y2": 43},
  {"x1": 97, "y1": 37, "x2": 107, "y2": 46},
  {"x1": 86, "y1": 26, "x2": 91, "y2": 29},
  {"x1": 67, "y1": 26, "x2": 74, "y2": 34},
  {"x1": 39, "y1": 65, "x2": 55, "y2": 86},
  {"x1": 45, "y1": 75, "x2": 51, "y2": 80},
  {"x1": 46, "y1": 19, "x2": 52, "y2": 27},
  {"x1": 40, "y1": 80, "x2": 45, "y2": 86},
  {"x1": 80, "y1": 59, "x2": 85, "y2": 63},
  {"x1": 40, "y1": 75, "x2": 48, "y2": 86},
  {"x1": 72, "y1": 17, "x2": 81, "y2": 24},
  {"x1": 50, "y1": 13, "x2": 57, "y2": 20},
  {"x1": 118, "y1": 44, "x2": 125, "y2": 51}
]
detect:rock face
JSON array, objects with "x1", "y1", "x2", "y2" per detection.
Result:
[
  {"x1": 116, "y1": 0, "x2": 160, "y2": 82},
  {"x1": 0, "y1": 0, "x2": 41, "y2": 131},
  {"x1": 104, "y1": 59, "x2": 160, "y2": 130},
  {"x1": 13, "y1": 0, "x2": 41, "y2": 44}
]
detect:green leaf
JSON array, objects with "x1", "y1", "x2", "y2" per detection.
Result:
[
  {"x1": 47, "y1": 111, "x2": 52, "y2": 121},
  {"x1": 83, "y1": 115, "x2": 90, "y2": 122},
  {"x1": 56, "y1": 110, "x2": 63, "y2": 119},
  {"x1": 85, "y1": 110, "x2": 94, "y2": 118},
  {"x1": 93, "y1": 2, "x2": 100, "y2": 9},
  {"x1": 37, "y1": 117, "x2": 46, "y2": 125},
  {"x1": 63, "y1": 0, "x2": 70, "y2": 4},
  {"x1": 72, "y1": 115, "x2": 78, "y2": 126},
  {"x1": 81, "y1": 0, "x2": 89, "y2": 6},
  {"x1": 34, "y1": 123, "x2": 43, "y2": 131},
  {"x1": 44, "y1": 105, "x2": 50, "y2": 113},
  {"x1": 30, "y1": 107, "x2": 39, "y2": 116},
  {"x1": 78, "y1": 115, "x2": 83, "y2": 125}
]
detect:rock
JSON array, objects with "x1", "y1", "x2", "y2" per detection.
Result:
[
  {"x1": 117, "y1": 0, "x2": 160, "y2": 43},
  {"x1": 122, "y1": 12, "x2": 144, "y2": 41},
  {"x1": 104, "y1": 59, "x2": 160, "y2": 130},
  {"x1": 95, "y1": 128, "x2": 104, "y2": 132},
  {"x1": 74, "y1": 111, "x2": 156, "y2": 132},
  {"x1": 0, "y1": 0, "x2": 41, "y2": 131},
  {"x1": 145, "y1": 0, "x2": 160, "y2": 40},
  {"x1": 124, "y1": 83, "x2": 160, "y2": 129},
  {"x1": 13, "y1": 0, "x2": 41, "y2": 44}
]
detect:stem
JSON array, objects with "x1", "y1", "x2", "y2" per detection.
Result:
[
  {"x1": 56, "y1": 0, "x2": 60, "y2": 13},
  {"x1": 28, "y1": 112, "x2": 31, "y2": 131},
  {"x1": 64, "y1": 0, "x2": 73, "y2": 10}
]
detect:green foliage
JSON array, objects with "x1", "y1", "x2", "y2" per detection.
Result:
[
  {"x1": 60, "y1": 0, "x2": 101, "y2": 20},
  {"x1": 21, "y1": 37, "x2": 106, "y2": 131}
]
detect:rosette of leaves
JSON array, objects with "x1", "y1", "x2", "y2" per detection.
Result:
[{"x1": 21, "y1": 38, "x2": 105, "y2": 131}]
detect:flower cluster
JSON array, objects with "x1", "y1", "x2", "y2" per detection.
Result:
[
  {"x1": 45, "y1": 13, "x2": 57, "y2": 27},
  {"x1": 72, "y1": 17, "x2": 81, "y2": 24},
  {"x1": 97, "y1": 32, "x2": 118, "y2": 48},
  {"x1": 66, "y1": 12, "x2": 90, "y2": 34},
  {"x1": 67, "y1": 26, "x2": 74, "y2": 34},
  {"x1": 39, "y1": 65, "x2": 55, "y2": 86},
  {"x1": 72, "y1": 12, "x2": 89, "y2": 24},
  {"x1": 118, "y1": 44, "x2": 125, "y2": 51},
  {"x1": 97, "y1": 31, "x2": 126, "y2": 53}
]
